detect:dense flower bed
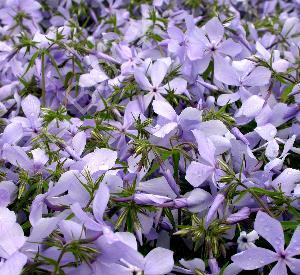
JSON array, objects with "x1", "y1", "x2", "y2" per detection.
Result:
[{"x1": 0, "y1": 0, "x2": 300, "y2": 274}]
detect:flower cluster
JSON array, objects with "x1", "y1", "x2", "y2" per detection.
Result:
[{"x1": 0, "y1": 0, "x2": 300, "y2": 274}]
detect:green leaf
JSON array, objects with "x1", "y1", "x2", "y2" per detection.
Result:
[
  {"x1": 23, "y1": 50, "x2": 40, "y2": 76},
  {"x1": 274, "y1": 74, "x2": 288, "y2": 84},
  {"x1": 281, "y1": 84, "x2": 295, "y2": 102},
  {"x1": 281, "y1": 221, "x2": 300, "y2": 230},
  {"x1": 64, "y1": 71, "x2": 74, "y2": 89},
  {"x1": 155, "y1": 147, "x2": 172, "y2": 160},
  {"x1": 163, "y1": 208, "x2": 176, "y2": 229},
  {"x1": 172, "y1": 150, "x2": 180, "y2": 179},
  {"x1": 218, "y1": 262, "x2": 230, "y2": 275},
  {"x1": 288, "y1": 207, "x2": 300, "y2": 219}
]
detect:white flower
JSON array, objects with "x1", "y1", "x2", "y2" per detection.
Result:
[{"x1": 237, "y1": 230, "x2": 259, "y2": 251}]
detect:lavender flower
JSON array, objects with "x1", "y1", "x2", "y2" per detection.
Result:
[
  {"x1": 232, "y1": 211, "x2": 300, "y2": 274},
  {"x1": 0, "y1": 0, "x2": 300, "y2": 273}
]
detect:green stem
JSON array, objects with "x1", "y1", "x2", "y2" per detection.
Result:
[
  {"x1": 52, "y1": 246, "x2": 66, "y2": 275},
  {"x1": 238, "y1": 181, "x2": 274, "y2": 217}
]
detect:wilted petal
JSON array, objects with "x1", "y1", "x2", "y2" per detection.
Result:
[
  {"x1": 134, "y1": 193, "x2": 170, "y2": 205},
  {"x1": 247, "y1": 230, "x2": 259, "y2": 242},
  {"x1": 264, "y1": 158, "x2": 283, "y2": 172},
  {"x1": 281, "y1": 135, "x2": 296, "y2": 156}
]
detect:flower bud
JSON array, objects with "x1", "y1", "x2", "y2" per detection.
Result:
[
  {"x1": 208, "y1": 258, "x2": 219, "y2": 274},
  {"x1": 231, "y1": 127, "x2": 250, "y2": 146},
  {"x1": 174, "y1": 198, "x2": 188, "y2": 208},
  {"x1": 205, "y1": 193, "x2": 225, "y2": 227},
  {"x1": 226, "y1": 207, "x2": 250, "y2": 224},
  {"x1": 133, "y1": 193, "x2": 170, "y2": 205}
]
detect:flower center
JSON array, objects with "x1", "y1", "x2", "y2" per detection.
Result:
[
  {"x1": 241, "y1": 237, "x2": 248, "y2": 243},
  {"x1": 279, "y1": 251, "x2": 286, "y2": 259}
]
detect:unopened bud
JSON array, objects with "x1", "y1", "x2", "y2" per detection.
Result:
[
  {"x1": 205, "y1": 194, "x2": 225, "y2": 227},
  {"x1": 226, "y1": 207, "x2": 250, "y2": 224}
]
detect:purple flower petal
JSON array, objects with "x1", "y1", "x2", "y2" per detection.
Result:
[
  {"x1": 144, "y1": 247, "x2": 174, "y2": 275},
  {"x1": 214, "y1": 54, "x2": 239, "y2": 86},
  {"x1": 205, "y1": 17, "x2": 224, "y2": 44},
  {"x1": 231, "y1": 247, "x2": 277, "y2": 270},
  {"x1": 93, "y1": 184, "x2": 110, "y2": 223},
  {"x1": 254, "y1": 211, "x2": 284, "y2": 252},
  {"x1": 185, "y1": 161, "x2": 214, "y2": 187}
]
